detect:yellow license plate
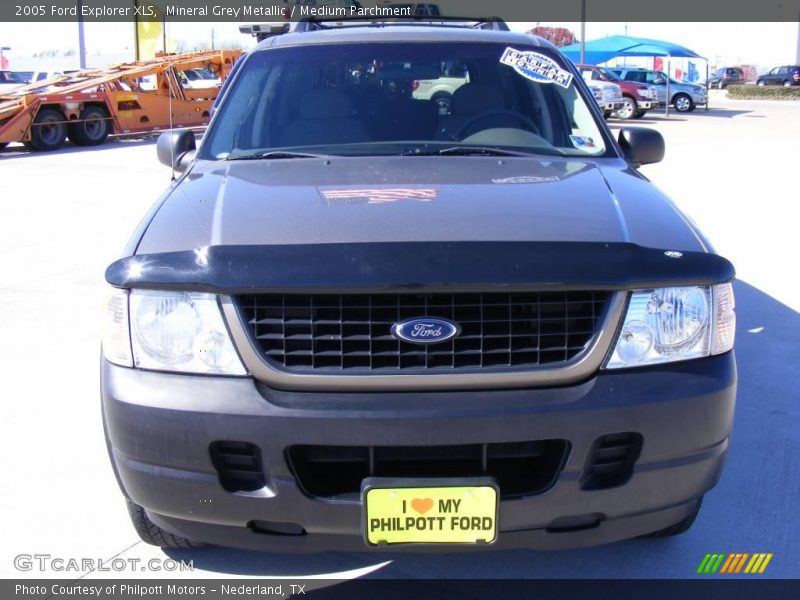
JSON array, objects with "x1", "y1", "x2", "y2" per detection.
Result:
[{"x1": 363, "y1": 480, "x2": 498, "y2": 545}]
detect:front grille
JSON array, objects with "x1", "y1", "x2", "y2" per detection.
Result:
[
  {"x1": 287, "y1": 440, "x2": 570, "y2": 499},
  {"x1": 237, "y1": 291, "x2": 610, "y2": 372}
]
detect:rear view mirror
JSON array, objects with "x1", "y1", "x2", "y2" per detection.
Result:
[
  {"x1": 618, "y1": 127, "x2": 665, "y2": 167},
  {"x1": 156, "y1": 129, "x2": 196, "y2": 172}
]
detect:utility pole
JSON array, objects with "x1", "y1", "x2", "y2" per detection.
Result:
[
  {"x1": 133, "y1": 0, "x2": 140, "y2": 60},
  {"x1": 580, "y1": 0, "x2": 586, "y2": 64},
  {"x1": 796, "y1": 13, "x2": 800, "y2": 65},
  {"x1": 77, "y1": 0, "x2": 86, "y2": 69}
]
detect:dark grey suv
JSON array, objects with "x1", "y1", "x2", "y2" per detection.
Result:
[
  {"x1": 709, "y1": 67, "x2": 744, "y2": 89},
  {"x1": 102, "y1": 19, "x2": 736, "y2": 553}
]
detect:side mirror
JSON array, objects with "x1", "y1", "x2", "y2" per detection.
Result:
[
  {"x1": 654, "y1": 77, "x2": 666, "y2": 85},
  {"x1": 156, "y1": 129, "x2": 196, "y2": 172},
  {"x1": 618, "y1": 127, "x2": 665, "y2": 167}
]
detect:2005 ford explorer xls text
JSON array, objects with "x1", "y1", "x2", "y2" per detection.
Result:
[{"x1": 101, "y1": 19, "x2": 737, "y2": 552}]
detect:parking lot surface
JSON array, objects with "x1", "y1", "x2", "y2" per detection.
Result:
[{"x1": 1, "y1": 92, "x2": 798, "y2": 580}]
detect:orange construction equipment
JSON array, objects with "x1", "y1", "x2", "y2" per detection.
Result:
[{"x1": 0, "y1": 50, "x2": 242, "y2": 152}]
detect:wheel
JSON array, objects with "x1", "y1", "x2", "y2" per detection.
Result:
[
  {"x1": 0, "y1": 142, "x2": 7, "y2": 151},
  {"x1": 67, "y1": 105, "x2": 111, "y2": 146},
  {"x1": 783, "y1": 81, "x2": 792, "y2": 88},
  {"x1": 672, "y1": 93, "x2": 694, "y2": 113},
  {"x1": 642, "y1": 497, "x2": 703, "y2": 538},
  {"x1": 126, "y1": 499, "x2": 205, "y2": 549},
  {"x1": 614, "y1": 96, "x2": 638, "y2": 120},
  {"x1": 633, "y1": 110, "x2": 648, "y2": 119},
  {"x1": 717, "y1": 81, "x2": 725, "y2": 90},
  {"x1": 602, "y1": 109, "x2": 612, "y2": 119},
  {"x1": 431, "y1": 93, "x2": 452, "y2": 116},
  {"x1": 28, "y1": 107, "x2": 67, "y2": 151},
  {"x1": 757, "y1": 80, "x2": 766, "y2": 87}
]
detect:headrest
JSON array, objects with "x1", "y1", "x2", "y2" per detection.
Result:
[
  {"x1": 298, "y1": 88, "x2": 354, "y2": 119},
  {"x1": 452, "y1": 83, "x2": 506, "y2": 114}
]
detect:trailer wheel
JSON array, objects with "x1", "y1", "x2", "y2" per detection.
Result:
[
  {"x1": 68, "y1": 106, "x2": 111, "y2": 146},
  {"x1": 0, "y1": 142, "x2": 7, "y2": 151},
  {"x1": 29, "y1": 108, "x2": 68, "y2": 151}
]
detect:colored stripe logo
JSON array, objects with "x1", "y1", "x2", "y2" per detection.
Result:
[{"x1": 697, "y1": 553, "x2": 773, "y2": 574}]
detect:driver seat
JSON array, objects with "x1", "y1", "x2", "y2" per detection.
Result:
[{"x1": 435, "y1": 83, "x2": 513, "y2": 141}]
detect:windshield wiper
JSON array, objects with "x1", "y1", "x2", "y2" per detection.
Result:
[
  {"x1": 226, "y1": 150, "x2": 330, "y2": 161},
  {"x1": 405, "y1": 146, "x2": 562, "y2": 157}
]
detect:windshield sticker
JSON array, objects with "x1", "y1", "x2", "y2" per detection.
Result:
[
  {"x1": 569, "y1": 135, "x2": 596, "y2": 150},
  {"x1": 499, "y1": 48, "x2": 574, "y2": 89}
]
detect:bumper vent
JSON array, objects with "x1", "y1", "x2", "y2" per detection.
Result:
[
  {"x1": 237, "y1": 291, "x2": 610, "y2": 372},
  {"x1": 209, "y1": 441, "x2": 266, "y2": 493},
  {"x1": 580, "y1": 432, "x2": 643, "y2": 490},
  {"x1": 286, "y1": 440, "x2": 570, "y2": 500}
]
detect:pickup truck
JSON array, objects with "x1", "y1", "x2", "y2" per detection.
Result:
[{"x1": 576, "y1": 64, "x2": 659, "y2": 119}]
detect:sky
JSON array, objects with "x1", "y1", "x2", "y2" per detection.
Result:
[{"x1": 0, "y1": 21, "x2": 797, "y2": 71}]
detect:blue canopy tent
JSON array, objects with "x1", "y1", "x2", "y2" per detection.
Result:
[{"x1": 560, "y1": 35, "x2": 708, "y2": 115}]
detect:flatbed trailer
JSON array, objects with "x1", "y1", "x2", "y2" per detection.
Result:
[{"x1": 0, "y1": 50, "x2": 241, "y2": 152}]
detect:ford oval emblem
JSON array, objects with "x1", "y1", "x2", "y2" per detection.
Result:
[{"x1": 391, "y1": 317, "x2": 460, "y2": 345}]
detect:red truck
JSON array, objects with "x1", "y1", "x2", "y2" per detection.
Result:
[{"x1": 576, "y1": 64, "x2": 660, "y2": 119}]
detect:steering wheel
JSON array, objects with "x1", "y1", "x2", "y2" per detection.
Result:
[{"x1": 454, "y1": 109, "x2": 541, "y2": 140}]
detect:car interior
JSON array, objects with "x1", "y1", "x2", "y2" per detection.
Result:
[{"x1": 206, "y1": 43, "x2": 606, "y2": 157}]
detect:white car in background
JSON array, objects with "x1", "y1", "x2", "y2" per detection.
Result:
[
  {"x1": 180, "y1": 68, "x2": 221, "y2": 89},
  {"x1": 412, "y1": 62, "x2": 470, "y2": 115},
  {"x1": 581, "y1": 72, "x2": 624, "y2": 119},
  {"x1": 10, "y1": 70, "x2": 63, "y2": 84},
  {"x1": 0, "y1": 70, "x2": 29, "y2": 93}
]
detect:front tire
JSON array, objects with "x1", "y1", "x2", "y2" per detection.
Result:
[
  {"x1": 673, "y1": 93, "x2": 694, "y2": 112},
  {"x1": 757, "y1": 80, "x2": 766, "y2": 87},
  {"x1": 614, "y1": 96, "x2": 638, "y2": 120},
  {"x1": 126, "y1": 499, "x2": 205, "y2": 549},
  {"x1": 67, "y1": 105, "x2": 111, "y2": 146},
  {"x1": 28, "y1": 107, "x2": 67, "y2": 151},
  {"x1": 783, "y1": 81, "x2": 792, "y2": 88},
  {"x1": 633, "y1": 110, "x2": 648, "y2": 119}
]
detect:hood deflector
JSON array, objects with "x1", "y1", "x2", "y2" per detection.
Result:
[{"x1": 106, "y1": 242, "x2": 734, "y2": 293}]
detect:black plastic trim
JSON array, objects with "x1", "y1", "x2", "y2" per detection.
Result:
[{"x1": 106, "y1": 242, "x2": 735, "y2": 293}]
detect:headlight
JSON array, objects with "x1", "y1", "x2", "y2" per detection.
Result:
[
  {"x1": 126, "y1": 290, "x2": 246, "y2": 375},
  {"x1": 606, "y1": 284, "x2": 735, "y2": 369}
]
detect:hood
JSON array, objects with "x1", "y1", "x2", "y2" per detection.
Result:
[
  {"x1": 135, "y1": 156, "x2": 707, "y2": 255},
  {"x1": 585, "y1": 80, "x2": 619, "y2": 92}
]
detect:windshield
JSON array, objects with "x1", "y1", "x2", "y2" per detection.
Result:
[{"x1": 202, "y1": 42, "x2": 608, "y2": 160}]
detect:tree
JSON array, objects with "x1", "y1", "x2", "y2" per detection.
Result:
[{"x1": 527, "y1": 26, "x2": 578, "y2": 48}]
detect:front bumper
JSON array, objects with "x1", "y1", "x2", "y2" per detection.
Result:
[
  {"x1": 601, "y1": 101, "x2": 624, "y2": 111},
  {"x1": 102, "y1": 353, "x2": 736, "y2": 552},
  {"x1": 635, "y1": 99, "x2": 657, "y2": 110}
]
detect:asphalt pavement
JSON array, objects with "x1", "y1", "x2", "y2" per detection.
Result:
[{"x1": 1, "y1": 91, "x2": 797, "y2": 580}]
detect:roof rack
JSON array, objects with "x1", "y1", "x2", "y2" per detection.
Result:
[{"x1": 293, "y1": 15, "x2": 509, "y2": 33}]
